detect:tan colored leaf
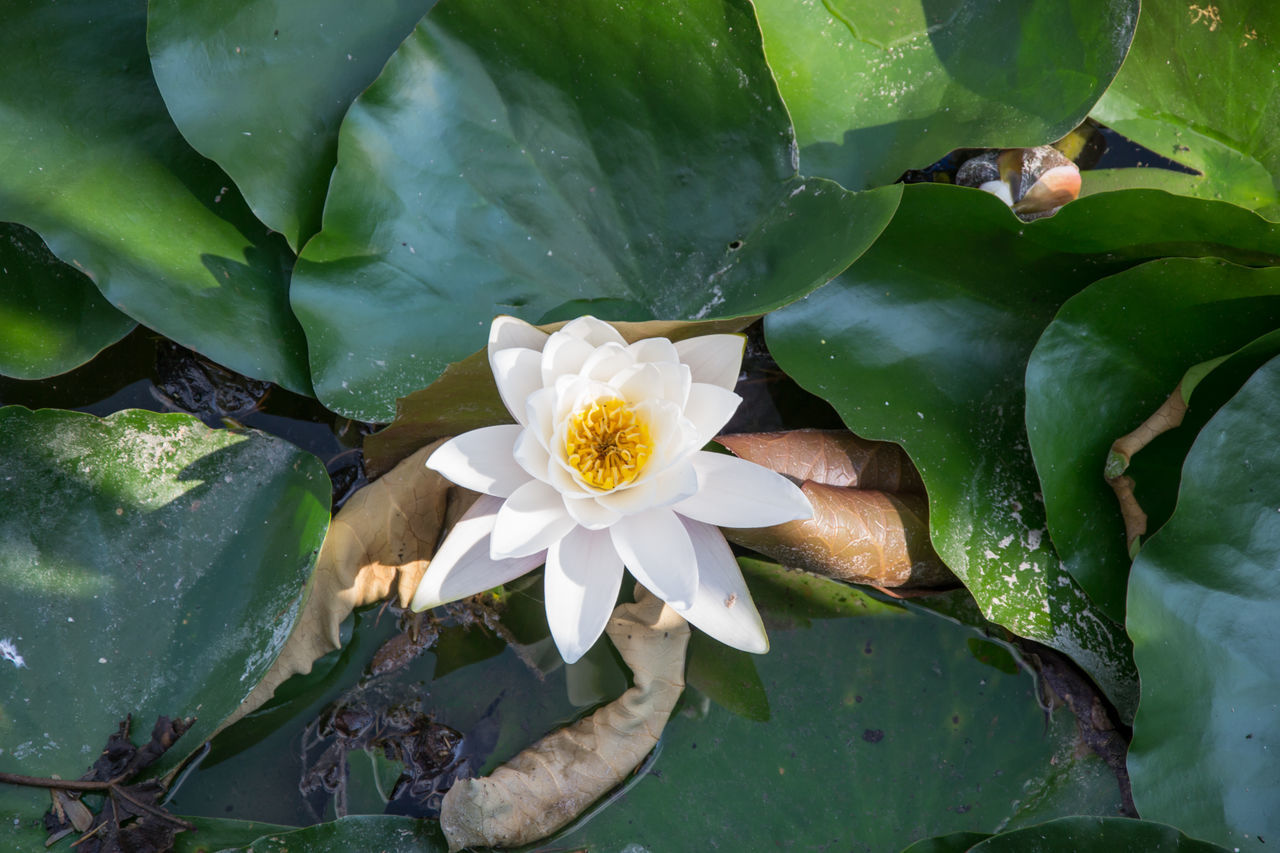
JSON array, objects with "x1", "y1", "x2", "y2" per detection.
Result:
[
  {"x1": 365, "y1": 316, "x2": 757, "y2": 477},
  {"x1": 216, "y1": 441, "x2": 461, "y2": 732},
  {"x1": 440, "y1": 585, "x2": 689, "y2": 851},
  {"x1": 716, "y1": 429, "x2": 923, "y2": 493},
  {"x1": 724, "y1": 482, "x2": 953, "y2": 588}
]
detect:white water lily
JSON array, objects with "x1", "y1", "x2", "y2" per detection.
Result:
[{"x1": 410, "y1": 316, "x2": 813, "y2": 663}]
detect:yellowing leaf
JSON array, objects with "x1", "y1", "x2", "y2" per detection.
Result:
[
  {"x1": 717, "y1": 429, "x2": 924, "y2": 492},
  {"x1": 439, "y1": 586, "x2": 689, "y2": 851}
]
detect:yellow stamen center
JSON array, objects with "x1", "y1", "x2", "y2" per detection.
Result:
[{"x1": 565, "y1": 399, "x2": 651, "y2": 491}]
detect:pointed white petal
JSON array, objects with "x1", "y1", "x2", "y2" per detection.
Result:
[
  {"x1": 610, "y1": 507, "x2": 698, "y2": 609},
  {"x1": 490, "y1": 479, "x2": 576, "y2": 559},
  {"x1": 512, "y1": 428, "x2": 553, "y2": 481},
  {"x1": 673, "y1": 518, "x2": 768, "y2": 653},
  {"x1": 411, "y1": 495, "x2": 545, "y2": 610},
  {"x1": 684, "y1": 382, "x2": 742, "y2": 447},
  {"x1": 560, "y1": 315, "x2": 626, "y2": 346},
  {"x1": 563, "y1": 494, "x2": 623, "y2": 529},
  {"x1": 614, "y1": 362, "x2": 665, "y2": 404},
  {"x1": 628, "y1": 336, "x2": 679, "y2": 365},
  {"x1": 545, "y1": 527, "x2": 625, "y2": 663},
  {"x1": 596, "y1": 462, "x2": 697, "y2": 513},
  {"x1": 675, "y1": 334, "x2": 745, "y2": 390},
  {"x1": 579, "y1": 342, "x2": 635, "y2": 382},
  {"x1": 541, "y1": 333, "x2": 595, "y2": 385},
  {"x1": 674, "y1": 451, "x2": 813, "y2": 527},
  {"x1": 490, "y1": 347, "x2": 543, "y2": 426},
  {"x1": 489, "y1": 315, "x2": 549, "y2": 356},
  {"x1": 426, "y1": 425, "x2": 531, "y2": 497}
]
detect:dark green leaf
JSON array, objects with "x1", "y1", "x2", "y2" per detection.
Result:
[
  {"x1": 290, "y1": 0, "x2": 901, "y2": 421},
  {"x1": 766, "y1": 183, "x2": 1280, "y2": 715},
  {"x1": 966, "y1": 816, "x2": 1232, "y2": 852},
  {"x1": 684, "y1": 632, "x2": 771, "y2": 722},
  {"x1": 214, "y1": 815, "x2": 445, "y2": 852},
  {"x1": 1090, "y1": 0, "x2": 1280, "y2": 217},
  {"x1": 901, "y1": 832, "x2": 992, "y2": 853},
  {"x1": 148, "y1": 0, "x2": 437, "y2": 250},
  {"x1": 0, "y1": 407, "x2": 330, "y2": 849},
  {"x1": 755, "y1": 0, "x2": 1137, "y2": 189},
  {"x1": 0, "y1": 223, "x2": 135, "y2": 380},
  {"x1": 1026, "y1": 259, "x2": 1280, "y2": 621},
  {"x1": 1126, "y1": 355, "x2": 1280, "y2": 848},
  {"x1": 0, "y1": 0, "x2": 311, "y2": 393},
  {"x1": 173, "y1": 817, "x2": 295, "y2": 853}
]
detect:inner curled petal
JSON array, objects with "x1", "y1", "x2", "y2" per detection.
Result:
[{"x1": 564, "y1": 398, "x2": 652, "y2": 490}]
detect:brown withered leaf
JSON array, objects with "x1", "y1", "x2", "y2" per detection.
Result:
[
  {"x1": 439, "y1": 586, "x2": 689, "y2": 851},
  {"x1": 365, "y1": 316, "x2": 757, "y2": 477},
  {"x1": 716, "y1": 429, "x2": 924, "y2": 493},
  {"x1": 725, "y1": 482, "x2": 953, "y2": 588},
  {"x1": 216, "y1": 441, "x2": 464, "y2": 733}
]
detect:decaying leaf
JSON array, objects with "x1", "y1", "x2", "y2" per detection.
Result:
[
  {"x1": 439, "y1": 586, "x2": 690, "y2": 851},
  {"x1": 717, "y1": 429, "x2": 924, "y2": 493},
  {"x1": 365, "y1": 316, "x2": 757, "y2": 477},
  {"x1": 717, "y1": 430, "x2": 952, "y2": 588},
  {"x1": 217, "y1": 441, "x2": 462, "y2": 731}
]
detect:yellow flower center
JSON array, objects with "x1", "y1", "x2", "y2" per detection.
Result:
[{"x1": 564, "y1": 399, "x2": 651, "y2": 491}]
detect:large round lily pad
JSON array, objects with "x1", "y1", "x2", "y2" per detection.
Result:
[{"x1": 0, "y1": 407, "x2": 330, "y2": 849}]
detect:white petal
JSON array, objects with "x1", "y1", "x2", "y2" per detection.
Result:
[
  {"x1": 411, "y1": 495, "x2": 546, "y2": 610},
  {"x1": 673, "y1": 517, "x2": 768, "y2": 653},
  {"x1": 489, "y1": 315, "x2": 549, "y2": 356},
  {"x1": 628, "y1": 336, "x2": 680, "y2": 365},
  {"x1": 613, "y1": 362, "x2": 665, "y2": 404},
  {"x1": 674, "y1": 451, "x2": 813, "y2": 527},
  {"x1": 579, "y1": 342, "x2": 635, "y2": 382},
  {"x1": 559, "y1": 315, "x2": 626, "y2": 346},
  {"x1": 610, "y1": 507, "x2": 698, "y2": 609},
  {"x1": 545, "y1": 527, "x2": 625, "y2": 663},
  {"x1": 541, "y1": 333, "x2": 595, "y2": 386},
  {"x1": 491, "y1": 347, "x2": 543, "y2": 426},
  {"x1": 596, "y1": 462, "x2": 698, "y2": 514},
  {"x1": 563, "y1": 494, "x2": 623, "y2": 529},
  {"x1": 683, "y1": 382, "x2": 742, "y2": 447},
  {"x1": 674, "y1": 334, "x2": 745, "y2": 390},
  {"x1": 512, "y1": 428, "x2": 553, "y2": 481},
  {"x1": 426, "y1": 425, "x2": 531, "y2": 498},
  {"x1": 490, "y1": 479, "x2": 577, "y2": 559}
]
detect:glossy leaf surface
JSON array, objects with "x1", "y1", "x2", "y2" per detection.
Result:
[
  {"x1": 0, "y1": 0, "x2": 310, "y2": 392},
  {"x1": 1126, "y1": 355, "x2": 1280, "y2": 848},
  {"x1": 0, "y1": 408, "x2": 330, "y2": 848},
  {"x1": 290, "y1": 0, "x2": 901, "y2": 421},
  {"x1": 1090, "y1": 0, "x2": 1280, "y2": 217},
  {"x1": 0, "y1": 223, "x2": 135, "y2": 379},
  {"x1": 1026, "y1": 260, "x2": 1280, "y2": 621},
  {"x1": 766, "y1": 184, "x2": 1280, "y2": 712},
  {"x1": 148, "y1": 0, "x2": 437, "y2": 250},
  {"x1": 755, "y1": 0, "x2": 1137, "y2": 190}
]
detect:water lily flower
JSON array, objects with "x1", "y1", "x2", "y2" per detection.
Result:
[{"x1": 410, "y1": 316, "x2": 813, "y2": 663}]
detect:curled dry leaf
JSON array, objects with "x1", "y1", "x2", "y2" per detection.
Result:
[
  {"x1": 717, "y1": 430, "x2": 951, "y2": 588},
  {"x1": 439, "y1": 586, "x2": 690, "y2": 851},
  {"x1": 217, "y1": 441, "x2": 461, "y2": 731}
]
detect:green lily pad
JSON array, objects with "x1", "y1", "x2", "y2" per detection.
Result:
[
  {"x1": 754, "y1": 0, "x2": 1137, "y2": 190},
  {"x1": 289, "y1": 0, "x2": 902, "y2": 422},
  {"x1": 211, "y1": 816, "x2": 445, "y2": 852},
  {"x1": 174, "y1": 818, "x2": 296, "y2": 853},
  {"x1": 765, "y1": 184, "x2": 1280, "y2": 715},
  {"x1": 0, "y1": 407, "x2": 330, "y2": 849},
  {"x1": 906, "y1": 816, "x2": 1233, "y2": 853},
  {"x1": 1090, "y1": 0, "x2": 1280, "y2": 217},
  {"x1": 559, "y1": 563, "x2": 1125, "y2": 851},
  {"x1": 148, "y1": 0, "x2": 437, "y2": 250},
  {"x1": 1025, "y1": 259, "x2": 1280, "y2": 622},
  {"x1": 0, "y1": 222, "x2": 135, "y2": 380},
  {"x1": 1126, "y1": 354, "x2": 1280, "y2": 848},
  {"x1": 0, "y1": 0, "x2": 310, "y2": 393}
]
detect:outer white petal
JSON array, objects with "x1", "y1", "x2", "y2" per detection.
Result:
[
  {"x1": 563, "y1": 494, "x2": 623, "y2": 529},
  {"x1": 628, "y1": 337, "x2": 679, "y2": 365},
  {"x1": 545, "y1": 526, "x2": 625, "y2": 663},
  {"x1": 673, "y1": 451, "x2": 813, "y2": 528},
  {"x1": 683, "y1": 382, "x2": 742, "y2": 447},
  {"x1": 674, "y1": 334, "x2": 745, "y2": 390},
  {"x1": 489, "y1": 315, "x2": 549, "y2": 357},
  {"x1": 491, "y1": 347, "x2": 543, "y2": 426},
  {"x1": 610, "y1": 507, "x2": 698, "y2": 609},
  {"x1": 673, "y1": 517, "x2": 768, "y2": 653},
  {"x1": 426, "y1": 425, "x2": 531, "y2": 498},
  {"x1": 559, "y1": 315, "x2": 627, "y2": 346},
  {"x1": 411, "y1": 495, "x2": 546, "y2": 610},
  {"x1": 490, "y1": 479, "x2": 577, "y2": 559}
]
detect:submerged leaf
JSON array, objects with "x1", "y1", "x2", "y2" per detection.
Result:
[{"x1": 439, "y1": 586, "x2": 689, "y2": 851}]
